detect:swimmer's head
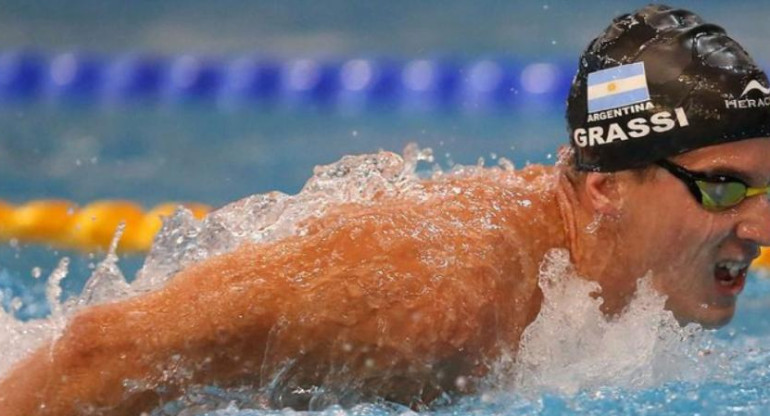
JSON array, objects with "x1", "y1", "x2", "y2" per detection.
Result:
[
  {"x1": 563, "y1": 5, "x2": 770, "y2": 329},
  {"x1": 566, "y1": 4, "x2": 770, "y2": 172}
]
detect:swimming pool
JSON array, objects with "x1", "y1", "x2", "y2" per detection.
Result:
[
  {"x1": 2, "y1": 141, "x2": 770, "y2": 415},
  {"x1": 3, "y1": 1, "x2": 770, "y2": 414}
]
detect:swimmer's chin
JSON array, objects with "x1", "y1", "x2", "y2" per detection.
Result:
[{"x1": 672, "y1": 305, "x2": 736, "y2": 330}]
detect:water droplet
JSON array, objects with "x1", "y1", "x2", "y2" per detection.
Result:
[
  {"x1": 10, "y1": 297, "x2": 22, "y2": 312},
  {"x1": 455, "y1": 376, "x2": 468, "y2": 390},
  {"x1": 585, "y1": 213, "x2": 603, "y2": 233},
  {"x1": 46, "y1": 257, "x2": 70, "y2": 320},
  {"x1": 498, "y1": 157, "x2": 515, "y2": 171}
]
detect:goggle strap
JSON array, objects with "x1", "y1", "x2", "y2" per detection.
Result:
[{"x1": 745, "y1": 186, "x2": 770, "y2": 197}]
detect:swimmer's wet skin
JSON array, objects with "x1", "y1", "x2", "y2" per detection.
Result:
[
  {"x1": 0, "y1": 167, "x2": 563, "y2": 413},
  {"x1": 3, "y1": 4, "x2": 770, "y2": 415}
]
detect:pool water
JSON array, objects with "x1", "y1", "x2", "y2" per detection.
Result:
[
  {"x1": 0, "y1": 106, "x2": 567, "y2": 206},
  {"x1": 2, "y1": 147, "x2": 770, "y2": 415},
  {"x1": 5, "y1": 266, "x2": 766, "y2": 415},
  {"x1": 150, "y1": 273, "x2": 770, "y2": 415},
  {"x1": 2, "y1": 1, "x2": 770, "y2": 414}
]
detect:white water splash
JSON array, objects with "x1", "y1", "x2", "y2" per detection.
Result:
[
  {"x1": 131, "y1": 144, "x2": 436, "y2": 292},
  {"x1": 0, "y1": 256, "x2": 71, "y2": 376},
  {"x1": 500, "y1": 248, "x2": 714, "y2": 396},
  {"x1": 0, "y1": 144, "x2": 729, "y2": 414},
  {"x1": 75, "y1": 222, "x2": 131, "y2": 307},
  {"x1": 0, "y1": 145, "x2": 439, "y2": 379}
]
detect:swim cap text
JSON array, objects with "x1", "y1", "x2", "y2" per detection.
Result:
[
  {"x1": 724, "y1": 96, "x2": 770, "y2": 109},
  {"x1": 586, "y1": 101, "x2": 654, "y2": 122},
  {"x1": 573, "y1": 107, "x2": 689, "y2": 147}
]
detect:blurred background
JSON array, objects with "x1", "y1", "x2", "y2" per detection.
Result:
[
  {"x1": 1, "y1": 0, "x2": 770, "y2": 301},
  {"x1": 2, "y1": 0, "x2": 769, "y2": 206}
]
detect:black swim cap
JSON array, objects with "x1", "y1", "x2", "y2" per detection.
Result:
[{"x1": 567, "y1": 4, "x2": 770, "y2": 172}]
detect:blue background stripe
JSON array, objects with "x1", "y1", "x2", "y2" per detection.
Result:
[
  {"x1": 587, "y1": 62, "x2": 645, "y2": 86},
  {"x1": 588, "y1": 87, "x2": 650, "y2": 113}
]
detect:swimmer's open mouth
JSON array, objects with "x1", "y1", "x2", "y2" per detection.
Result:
[{"x1": 714, "y1": 260, "x2": 748, "y2": 295}]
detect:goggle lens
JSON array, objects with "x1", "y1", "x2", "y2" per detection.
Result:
[{"x1": 696, "y1": 180, "x2": 748, "y2": 210}]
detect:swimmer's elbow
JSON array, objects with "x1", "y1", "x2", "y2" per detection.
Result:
[
  {"x1": 0, "y1": 303, "x2": 161, "y2": 415},
  {"x1": 0, "y1": 315, "x2": 111, "y2": 414}
]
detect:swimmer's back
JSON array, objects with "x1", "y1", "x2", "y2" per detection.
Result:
[
  {"x1": 0, "y1": 164, "x2": 564, "y2": 414},
  {"x1": 228, "y1": 164, "x2": 563, "y2": 405}
]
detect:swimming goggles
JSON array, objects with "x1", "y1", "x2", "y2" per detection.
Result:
[{"x1": 656, "y1": 159, "x2": 770, "y2": 211}]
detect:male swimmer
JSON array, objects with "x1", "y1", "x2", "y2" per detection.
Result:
[{"x1": 3, "y1": 4, "x2": 770, "y2": 415}]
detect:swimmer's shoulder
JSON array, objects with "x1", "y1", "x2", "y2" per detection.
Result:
[
  {"x1": 419, "y1": 163, "x2": 559, "y2": 200},
  {"x1": 312, "y1": 162, "x2": 560, "y2": 224},
  {"x1": 213, "y1": 163, "x2": 560, "y2": 241}
]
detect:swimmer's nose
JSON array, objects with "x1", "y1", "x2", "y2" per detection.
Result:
[{"x1": 736, "y1": 196, "x2": 770, "y2": 246}]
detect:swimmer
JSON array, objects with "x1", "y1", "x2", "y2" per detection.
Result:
[{"x1": 3, "y1": 4, "x2": 770, "y2": 415}]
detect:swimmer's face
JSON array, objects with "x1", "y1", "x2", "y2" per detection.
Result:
[{"x1": 618, "y1": 137, "x2": 770, "y2": 328}]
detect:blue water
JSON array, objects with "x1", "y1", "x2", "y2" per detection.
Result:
[
  {"x1": 161, "y1": 274, "x2": 770, "y2": 415},
  {"x1": 0, "y1": 106, "x2": 566, "y2": 206},
  {"x1": 145, "y1": 274, "x2": 769, "y2": 416},
  {"x1": 2, "y1": 242, "x2": 770, "y2": 415},
  {"x1": 3, "y1": 2, "x2": 770, "y2": 414},
  {"x1": 1, "y1": 105, "x2": 769, "y2": 414}
]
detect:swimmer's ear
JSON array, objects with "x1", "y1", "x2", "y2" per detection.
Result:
[{"x1": 583, "y1": 172, "x2": 623, "y2": 217}]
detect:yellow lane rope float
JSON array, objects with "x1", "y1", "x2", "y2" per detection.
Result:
[
  {"x1": 0, "y1": 199, "x2": 769, "y2": 270},
  {"x1": 0, "y1": 199, "x2": 211, "y2": 254},
  {"x1": 752, "y1": 248, "x2": 770, "y2": 271}
]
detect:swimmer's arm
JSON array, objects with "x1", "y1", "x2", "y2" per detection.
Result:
[
  {"x1": 0, "y1": 233, "x2": 406, "y2": 414},
  {"x1": 0, "y1": 300, "x2": 166, "y2": 415},
  {"x1": 0, "y1": 298, "x2": 157, "y2": 414},
  {"x1": 0, "y1": 245, "x2": 288, "y2": 415},
  {"x1": 0, "y1": 186, "x2": 533, "y2": 414}
]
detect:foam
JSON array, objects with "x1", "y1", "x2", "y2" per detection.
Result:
[{"x1": 492, "y1": 249, "x2": 718, "y2": 396}]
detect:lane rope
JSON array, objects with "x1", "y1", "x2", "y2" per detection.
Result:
[
  {"x1": 0, "y1": 51, "x2": 572, "y2": 111},
  {"x1": 0, "y1": 199, "x2": 210, "y2": 254}
]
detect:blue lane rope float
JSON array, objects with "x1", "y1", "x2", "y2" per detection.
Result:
[{"x1": 0, "y1": 51, "x2": 575, "y2": 111}]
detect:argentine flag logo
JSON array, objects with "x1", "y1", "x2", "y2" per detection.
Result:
[{"x1": 587, "y1": 62, "x2": 650, "y2": 113}]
